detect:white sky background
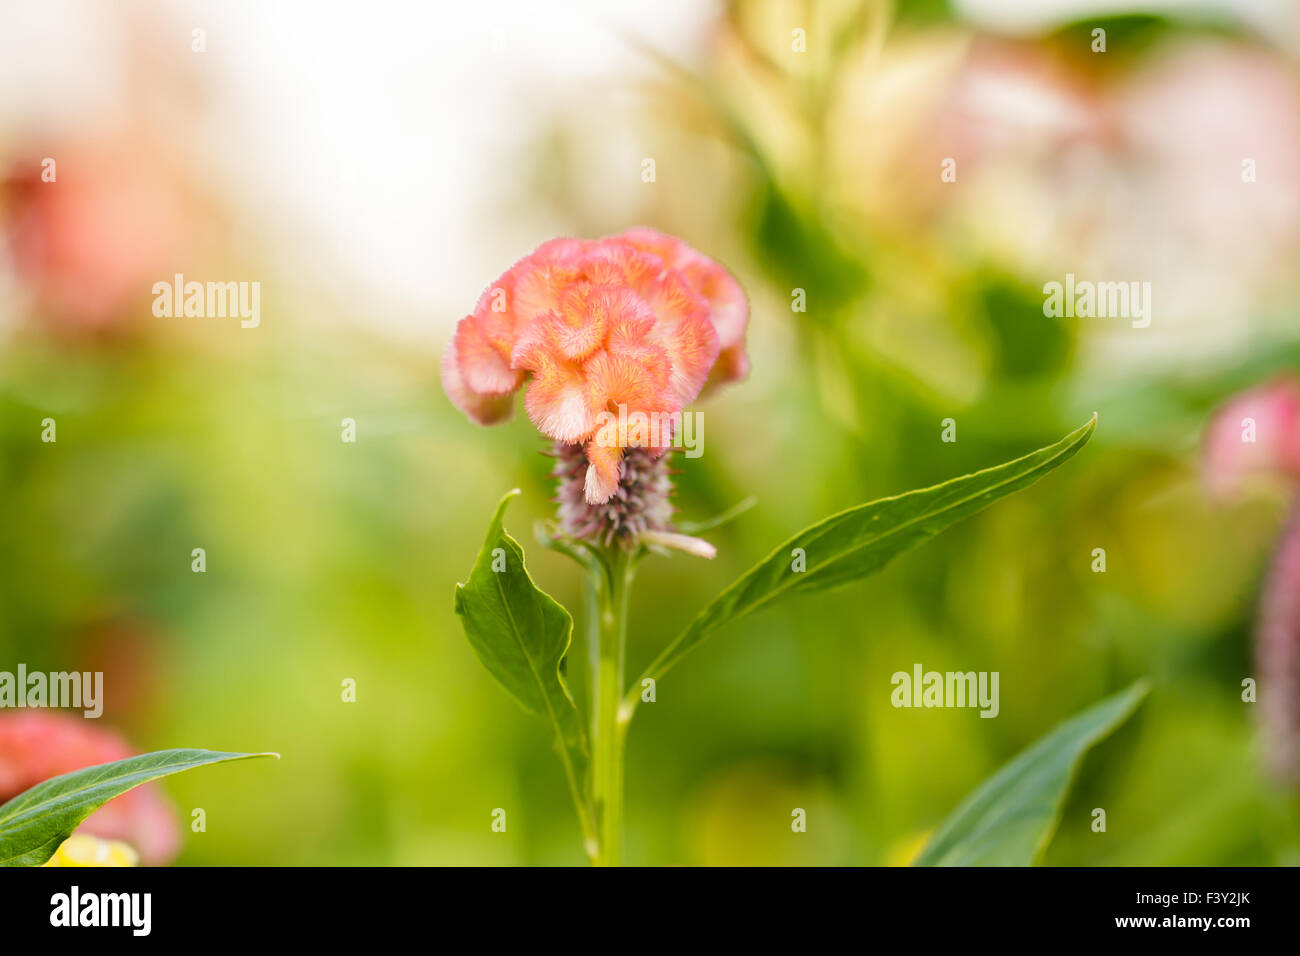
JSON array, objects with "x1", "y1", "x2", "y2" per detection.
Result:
[{"x1": 0, "y1": 0, "x2": 720, "y2": 343}]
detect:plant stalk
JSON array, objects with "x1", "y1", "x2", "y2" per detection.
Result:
[{"x1": 586, "y1": 547, "x2": 633, "y2": 866}]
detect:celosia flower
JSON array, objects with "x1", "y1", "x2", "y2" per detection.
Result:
[
  {"x1": 549, "y1": 442, "x2": 718, "y2": 556},
  {"x1": 443, "y1": 229, "x2": 747, "y2": 506},
  {"x1": 1204, "y1": 375, "x2": 1300, "y2": 784},
  {"x1": 0, "y1": 713, "x2": 180, "y2": 864}
]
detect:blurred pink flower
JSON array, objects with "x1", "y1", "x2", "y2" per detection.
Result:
[
  {"x1": 0, "y1": 713, "x2": 180, "y2": 864},
  {"x1": 443, "y1": 229, "x2": 747, "y2": 503},
  {"x1": 1202, "y1": 377, "x2": 1300, "y2": 498},
  {"x1": 1257, "y1": 506, "x2": 1300, "y2": 785},
  {"x1": 1205, "y1": 376, "x2": 1300, "y2": 785},
  {"x1": 2, "y1": 142, "x2": 188, "y2": 335}
]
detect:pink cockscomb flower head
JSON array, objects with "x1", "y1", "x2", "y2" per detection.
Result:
[
  {"x1": 0, "y1": 713, "x2": 181, "y2": 864},
  {"x1": 442, "y1": 229, "x2": 748, "y2": 522},
  {"x1": 1204, "y1": 375, "x2": 1300, "y2": 784}
]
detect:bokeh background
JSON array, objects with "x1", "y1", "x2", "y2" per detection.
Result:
[{"x1": 3, "y1": 0, "x2": 1300, "y2": 865}]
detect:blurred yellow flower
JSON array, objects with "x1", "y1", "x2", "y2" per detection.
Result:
[
  {"x1": 884, "y1": 829, "x2": 931, "y2": 867},
  {"x1": 42, "y1": 834, "x2": 139, "y2": 868}
]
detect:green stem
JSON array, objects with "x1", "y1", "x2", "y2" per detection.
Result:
[{"x1": 586, "y1": 547, "x2": 633, "y2": 866}]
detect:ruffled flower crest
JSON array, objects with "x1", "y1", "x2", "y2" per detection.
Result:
[{"x1": 442, "y1": 229, "x2": 747, "y2": 505}]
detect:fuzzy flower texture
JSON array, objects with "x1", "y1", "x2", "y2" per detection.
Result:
[{"x1": 442, "y1": 228, "x2": 747, "y2": 506}]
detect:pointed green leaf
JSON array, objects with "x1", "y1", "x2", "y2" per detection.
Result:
[
  {"x1": 675, "y1": 496, "x2": 758, "y2": 535},
  {"x1": 0, "y1": 749, "x2": 277, "y2": 866},
  {"x1": 454, "y1": 490, "x2": 588, "y2": 811},
  {"x1": 914, "y1": 681, "x2": 1149, "y2": 866},
  {"x1": 636, "y1": 416, "x2": 1096, "y2": 685}
]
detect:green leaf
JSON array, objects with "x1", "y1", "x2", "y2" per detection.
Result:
[
  {"x1": 454, "y1": 490, "x2": 589, "y2": 817},
  {"x1": 0, "y1": 749, "x2": 277, "y2": 866},
  {"x1": 675, "y1": 496, "x2": 758, "y2": 535},
  {"x1": 635, "y1": 416, "x2": 1096, "y2": 686},
  {"x1": 913, "y1": 680, "x2": 1149, "y2": 866}
]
